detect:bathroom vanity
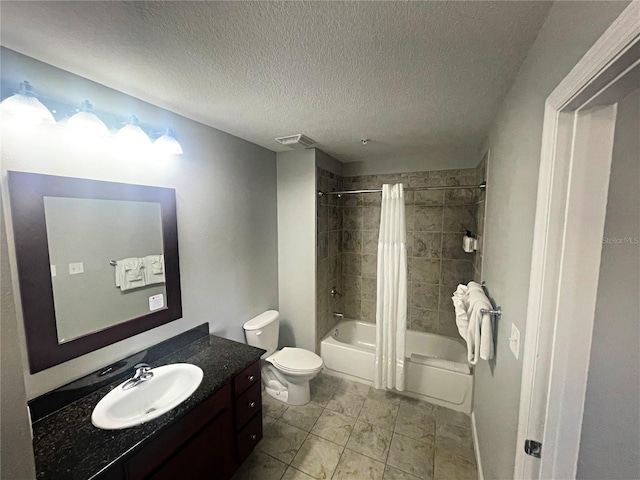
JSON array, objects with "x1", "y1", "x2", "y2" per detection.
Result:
[{"x1": 30, "y1": 326, "x2": 265, "y2": 480}]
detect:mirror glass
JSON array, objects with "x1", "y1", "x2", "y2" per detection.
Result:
[{"x1": 43, "y1": 197, "x2": 167, "y2": 343}]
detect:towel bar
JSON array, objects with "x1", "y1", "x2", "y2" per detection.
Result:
[
  {"x1": 480, "y1": 282, "x2": 502, "y2": 318},
  {"x1": 480, "y1": 306, "x2": 502, "y2": 318}
]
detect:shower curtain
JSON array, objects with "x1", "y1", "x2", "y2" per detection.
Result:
[{"x1": 374, "y1": 183, "x2": 408, "y2": 391}]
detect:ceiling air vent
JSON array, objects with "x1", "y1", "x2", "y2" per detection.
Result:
[{"x1": 275, "y1": 134, "x2": 316, "y2": 149}]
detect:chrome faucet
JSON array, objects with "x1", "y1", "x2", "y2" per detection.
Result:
[
  {"x1": 333, "y1": 312, "x2": 344, "y2": 318},
  {"x1": 330, "y1": 287, "x2": 342, "y2": 298},
  {"x1": 122, "y1": 363, "x2": 154, "y2": 390}
]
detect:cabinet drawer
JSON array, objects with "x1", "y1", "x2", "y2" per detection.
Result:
[
  {"x1": 234, "y1": 361, "x2": 260, "y2": 396},
  {"x1": 235, "y1": 382, "x2": 262, "y2": 428},
  {"x1": 236, "y1": 412, "x2": 262, "y2": 464}
]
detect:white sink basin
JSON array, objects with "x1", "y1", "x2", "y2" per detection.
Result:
[{"x1": 91, "y1": 363, "x2": 203, "y2": 430}]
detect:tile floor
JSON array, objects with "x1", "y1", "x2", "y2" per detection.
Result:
[{"x1": 232, "y1": 374, "x2": 478, "y2": 480}]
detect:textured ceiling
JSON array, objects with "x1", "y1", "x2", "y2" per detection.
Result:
[{"x1": 0, "y1": 1, "x2": 551, "y2": 165}]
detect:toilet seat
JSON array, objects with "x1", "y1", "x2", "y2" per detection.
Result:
[{"x1": 267, "y1": 347, "x2": 323, "y2": 373}]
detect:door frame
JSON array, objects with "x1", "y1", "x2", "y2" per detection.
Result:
[{"x1": 514, "y1": 3, "x2": 640, "y2": 479}]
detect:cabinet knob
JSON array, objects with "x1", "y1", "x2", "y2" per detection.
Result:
[
  {"x1": 250, "y1": 434, "x2": 257, "y2": 441},
  {"x1": 249, "y1": 401, "x2": 256, "y2": 408},
  {"x1": 248, "y1": 375, "x2": 255, "y2": 382}
]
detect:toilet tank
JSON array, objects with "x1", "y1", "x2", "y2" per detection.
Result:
[{"x1": 243, "y1": 310, "x2": 279, "y2": 358}]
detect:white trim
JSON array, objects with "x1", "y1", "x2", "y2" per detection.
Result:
[
  {"x1": 546, "y1": 2, "x2": 640, "y2": 111},
  {"x1": 515, "y1": 2, "x2": 640, "y2": 479},
  {"x1": 472, "y1": 411, "x2": 484, "y2": 480},
  {"x1": 541, "y1": 105, "x2": 617, "y2": 479}
]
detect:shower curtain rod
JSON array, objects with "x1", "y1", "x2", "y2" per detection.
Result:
[{"x1": 317, "y1": 181, "x2": 486, "y2": 197}]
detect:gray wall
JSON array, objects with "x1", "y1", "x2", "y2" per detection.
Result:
[
  {"x1": 1, "y1": 48, "x2": 279, "y2": 405},
  {"x1": 1, "y1": 202, "x2": 37, "y2": 480},
  {"x1": 342, "y1": 146, "x2": 479, "y2": 177},
  {"x1": 577, "y1": 88, "x2": 639, "y2": 479},
  {"x1": 473, "y1": 2, "x2": 630, "y2": 479},
  {"x1": 277, "y1": 149, "x2": 317, "y2": 352}
]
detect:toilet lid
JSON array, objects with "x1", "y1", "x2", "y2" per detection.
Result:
[{"x1": 269, "y1": 347, "x2": 323, "y2": 372}]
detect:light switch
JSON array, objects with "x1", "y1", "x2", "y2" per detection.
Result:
[
  {"x1": 69, "y1": 262, "x2": 84, "y2": 275},
  {"x1": 510, "y1": 323, "x2": 520, "y2": 359},
  {"x1": 50, "y1": 265, "x2": 56, "y2": 277}
]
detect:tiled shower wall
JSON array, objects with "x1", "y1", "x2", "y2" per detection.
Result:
[
  {"x1": 340, "y1": 166, "x2": 486, "y2": 338},
  {"x1": 316, "y1": 168, "x2": 343, "y2": 352},
  {"x1": 316, "y1": 161, "x2": 487, "y2": 346},
  {"x1": 473, "y1": 153, "x2": 488, "y2": 282}
]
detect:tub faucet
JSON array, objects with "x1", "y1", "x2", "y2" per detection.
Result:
[
  {"x1": 122, "y1": 363, "x2": 154, "y2": 390},
  {"x1": 333, "y1": 312, "x2": 344, "y2": 318}
]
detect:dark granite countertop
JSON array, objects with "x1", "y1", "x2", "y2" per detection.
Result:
[{"x1": 31, "y1": 329, "x2": 264, "y2": 480}]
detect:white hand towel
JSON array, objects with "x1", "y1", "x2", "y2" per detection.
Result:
[
  {"x1": 467, "y1": 282, "x2": 495, "y2": 361},
  {"x1": 479, "y1": 310, "x2": 494, "y2": 361},
  {"x1": 143, "y1": 255, "x2": 165, "y2": 285},
  {"x1": 466, "y1": 292, "x2": 494, "y2": 364},
  {"x1": 115, "y1": 257, "x2": 146, "y2": 291},
  {"x1": 452, "y1": 284, "x2": 470, "y2": 340}
]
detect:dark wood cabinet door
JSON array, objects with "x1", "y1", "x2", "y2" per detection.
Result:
[
  {"x1": 126, "y1": 384, "x2": 234, "y2": 480},
  {"x1": 147, "y1": 407, "x2": 234, "y2": 480}
]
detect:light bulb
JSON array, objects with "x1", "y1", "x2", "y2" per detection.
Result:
[
  {"x1": 115, "y1": 115, "x2": 151, "y2": 152},
  {"x1": 153, "y1": 128, "x2": 183, "y2": 155},
  {"x1": 67, "y1": 100, "x2": 109, "y2": 137},
  {"x1": 0, "y1": 80, "x2": 55, "y2": 124}
]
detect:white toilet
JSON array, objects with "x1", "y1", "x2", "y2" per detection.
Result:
[{"x1": 243, "y1": 310, "x2": 323, "y2": 406}]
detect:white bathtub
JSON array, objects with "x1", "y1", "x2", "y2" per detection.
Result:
[{"x1": 321, "y1": 320, "x2": 473, "y2": 413}]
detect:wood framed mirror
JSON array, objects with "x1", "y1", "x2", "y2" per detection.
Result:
[{"x1": 8, "y1": 171, "x2": 182, "y2": 373}]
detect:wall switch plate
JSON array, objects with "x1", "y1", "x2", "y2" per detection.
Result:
[
  {"x1": 68, "y1": 262, "x2": 84, "y2": 275},
  {"x1": 510, "y1": 323, "x2": 520, "y2": 359},
  {"x1": 50, "y1": 265, "x2": 56, "y2": 277}
]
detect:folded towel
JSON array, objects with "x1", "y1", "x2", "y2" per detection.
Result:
[
  {"x1": 114, "y1": 257, "x2": 146, "y2": 291},
  {"x1": 466, "y1": 293, "x2": 494, "y2": 364},
  {"x1": 452, "y1": 284, "x2": 470, "y2": 340},
  {"x1": 451, "y1": 281, "x2": 495, "y2": 364},
  {"x1": 143, "y1": 255, "x2": 165, "y2": 285}
]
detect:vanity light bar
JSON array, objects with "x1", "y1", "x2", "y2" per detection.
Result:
[{"x1": 0, "y1": 80, "x2": 184, "y2": 156}]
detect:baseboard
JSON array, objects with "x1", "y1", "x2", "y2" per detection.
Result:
[{"x1": 471, "y1": 411, "x2": 485, "y2": 480}]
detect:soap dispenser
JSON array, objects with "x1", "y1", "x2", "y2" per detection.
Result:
[{"x1": 463, "y1": 230, "x2": 477, "y2": 253}]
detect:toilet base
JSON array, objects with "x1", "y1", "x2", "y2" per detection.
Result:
[{"x1": 262, "y1": 365, "x2": 314, "y2": 406}]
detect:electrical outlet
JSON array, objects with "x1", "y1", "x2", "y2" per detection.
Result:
[
  {"x1": 510, "y1": 323, "x2": 520, "y2": 359},
  {"x1": 68, "y1": 262, "x2": 84, "y2": 275}
]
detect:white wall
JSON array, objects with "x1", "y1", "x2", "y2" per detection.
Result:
[
  {"x1": 472, "y1": 2, "x2": 630, "y2": 479},
  {"x1": 577, "y1": 88, "x2": 639, "y2": 479},
  {"x1": 276, "y1": 149, "x2": 317, "y2": 351},
  {"x1": 1, "y1": 48, "x2": 279, "y2": 402}
]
